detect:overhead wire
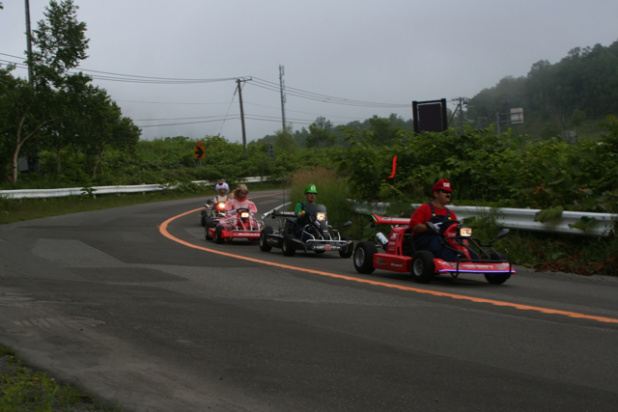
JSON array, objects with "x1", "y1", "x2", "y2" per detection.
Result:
[{"x1": 1, "y1": 52, "x2": 409, "y2": 131}]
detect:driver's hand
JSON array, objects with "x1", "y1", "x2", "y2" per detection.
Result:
[
  {"x1": 434, "y1": 222, "x2": 443, "y2": 230},
  {"x1": 298, "y1": 210, "x2": 306, "y2": 218}
]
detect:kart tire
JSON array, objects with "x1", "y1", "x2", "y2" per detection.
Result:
[
  {"x1": 339, "y1": 236, "x2": 354, "y2": 258},
  {"x1": 259, "y1": 227, "x2": 273, "y2": 252},
  {"x1": 353, "y1": 241, "x2": 376, "y2": 274},
  {"x1": 282, "y1": 235, "x2": 296, "y2": 256},
  {"x1": 484, "y1": 272, "x2": 511, "y2": 285},
  {"x1": 411, "y1": 251, "x2": 435, "y2": 283},
  {"x1": 214, "y1": 225, "x2": 224, "y2": 244},
  {"x1": 205, "y1": 227, "x2": 211, "y2": 241}
]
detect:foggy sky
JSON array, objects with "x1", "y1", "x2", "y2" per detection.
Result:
[{"x1": 1, "y1": 0, "x2": 617, "y2": 142}]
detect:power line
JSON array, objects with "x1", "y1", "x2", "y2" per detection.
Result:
[{"x1": 2, "y1": 53, "x2": 409, "y2": 109}]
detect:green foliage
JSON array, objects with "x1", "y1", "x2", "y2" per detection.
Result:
[
  {"x1": 0, "y1": 345, "x2": 121, "y2": 411},
  {"x1": 336, "y1": 120, "x2": 618, "y2": 214}
]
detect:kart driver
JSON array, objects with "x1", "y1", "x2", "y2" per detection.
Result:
[
  {"x1": 409, "y1": 179, "x2": 458, "y2": 262},
  {"x1": 213, "y1": 182, "x2": 229, "y2": 203},
  {"x1": 202, "y1": 182, "x2": 230, "y2": 227},
  {"x1": 220, "y1": 184, "x2": 258, "y2": 230},
  {"x1": 293, "y1": 184, "x2": 319, "y2": 239}
]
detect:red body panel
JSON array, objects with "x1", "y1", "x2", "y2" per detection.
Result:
[{"x1": 373, "y1": 253, "x2": 411, "y2": 272}]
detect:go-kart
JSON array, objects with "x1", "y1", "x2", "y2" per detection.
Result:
[
  {"x1": 200, "y1": 199, "x2": 226, "y2": 228},
  {"x1": 353, "y1": 214, "x2": 515, "y2": 284},
  {"x1": 206, "y1": 208, "x2": 264, "y2": 244},
  {"x1": 259, "y1": 204, "x2": 354, "y2": 257}
]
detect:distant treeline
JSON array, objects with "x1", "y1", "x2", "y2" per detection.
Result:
[{"x1": 466, "y1": 39, "x2": 618, "y2": 137}]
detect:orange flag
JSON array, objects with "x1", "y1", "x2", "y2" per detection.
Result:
[{"x1": 388, "y1": 155, "x2": 397, "y2": 178}]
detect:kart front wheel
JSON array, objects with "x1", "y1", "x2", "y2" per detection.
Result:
[
  {"x1": 259, "y1": 227, "x2": 273, "y2": 252},
  {"x1": 214, "y1": 225, "x2": 224, "y2": 244},
  {"x1": 411, "y1": 251, "x2": 435, "y2": 283},
  {"x1": 353, "y1": 241, "x2": 376, "y2": 274},
  {"x1": 282, "y1": 235, "x2": 296, "y2": 256},
  {"x1": 484, "y1": 273, "x2": 511, "y2": 284}
]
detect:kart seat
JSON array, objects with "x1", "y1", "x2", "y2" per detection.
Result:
[{"x1": 403, "y1": 228, "x2": 416, "y2": 256}]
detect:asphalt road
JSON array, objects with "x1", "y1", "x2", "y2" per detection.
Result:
[{"x1": 1, "y1": 190, "x2": 617, "y2": 411}]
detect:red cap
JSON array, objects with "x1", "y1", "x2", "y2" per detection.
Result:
[{"x1": 432, "y1": 179, "x2": 453, "y2": 193}]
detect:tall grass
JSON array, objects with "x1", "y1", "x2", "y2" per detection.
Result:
[{"x1": 288, "y1": 167, "x2": 355, "y2": 228}]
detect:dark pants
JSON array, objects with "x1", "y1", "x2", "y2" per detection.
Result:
[{"x1": 413, "y1": 234, "x2": 458, "y2": 262}]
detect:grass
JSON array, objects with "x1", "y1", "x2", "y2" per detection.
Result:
[{"x1": 0, "y1": 346, "x2": 121, "y2": 412}]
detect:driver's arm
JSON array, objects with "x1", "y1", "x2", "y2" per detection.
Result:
[
  {"x1": 410, "y1": 204, "x2": 431, "y2": 234},
  {"x1": 294, "y1": 203, "x2": 305, "y2": 219}
]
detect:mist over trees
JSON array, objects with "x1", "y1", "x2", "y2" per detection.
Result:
[{"x1": 466, "y1": 39, "x2": 618, "y2": 137}]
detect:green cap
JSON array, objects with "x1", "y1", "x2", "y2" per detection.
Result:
[{"x1": 304, "y1": 184, "x2": 318, "y2": 194}]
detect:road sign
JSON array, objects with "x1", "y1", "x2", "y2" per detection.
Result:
[{"x1": 194, "y1": 142, "x2": 205, "y2": 160}]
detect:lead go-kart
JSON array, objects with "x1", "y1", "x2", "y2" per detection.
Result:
[
  {"x1": 353, "y1": 214, "x2": 515, "y2": 284},
  {"x1": 259, "y1": 204, "x2": 354, "y2": 257},
  {"x1": 206, "y1": 208, "x2": 264, "y2": 244},
  {"x1": 200, "y1": 199, "x2": 226, "y2": 228}
]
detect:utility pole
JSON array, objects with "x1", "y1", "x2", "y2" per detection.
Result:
[
  {"x1": 24, "y1": 0, "x2": 34, "y2": 83},
  {"x1": 449, "y1": 97, "x2": 468, "y2": 130},
  {"x1": 236, "y1": 78, "x2": 248, "y2": 154},
  {"x1": 279, "y1": 65, "x2": 286, "y2": 131}
]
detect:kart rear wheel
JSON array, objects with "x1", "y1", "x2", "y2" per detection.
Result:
[
  {"x1": 205, "y1": 227, "x2": 212, "y2": 241},
  {"x1": 484, "y1": 273, "x2": 511, "y2": 284},
  {"x1": 214, "y1": 225, "x2": 224, "y2": 244},
  {"x1": 259, "y1": 227, "x2": 273, "y2": 252},
  {"x1": 339, "y1": 236, "x2": 354, "y2": 258},
  {"x1": 411, "y1": 251, "x2": 435, "y2": 283},
  {"x1": 282, "y1": 235, "x2": 296, "y2": 256},
  {"x1": 353, "y1": 241, "x2": 376, "y2": 274}
]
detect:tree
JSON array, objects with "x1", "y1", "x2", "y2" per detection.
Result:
[
  {"x1": 30, "y1": 0, "x2": 89, "y2": 90},
  {"x1": 306, "y1": 116, "x2": 335, "y2": 148},
  {"x1": 0, "y1": 65, "x2": 53, "y2": 183},
  {"x1": 4, "y1": 0, "x2": 89, "y2": 183},
  {"x1": 273, "y1": 126, "x2": 298, "y2": 154}
]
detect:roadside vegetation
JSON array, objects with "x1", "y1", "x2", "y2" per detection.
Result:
[{"x1": 0, "y1": 345, "x2": 121, "y2": 411}]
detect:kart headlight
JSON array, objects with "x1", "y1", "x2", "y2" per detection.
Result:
[
  {"x1": 459, "y1": 227, "x2": 472, "y2": 237},
  {"x1": 216, "y1": 202, "x2": 226, "y2": 211},
  {"x1": 240, "y1": 211, "x2": 250, "y2": 218},
  {"x1": 316, "y1": 213, "x2": 327, "y2": 221}
]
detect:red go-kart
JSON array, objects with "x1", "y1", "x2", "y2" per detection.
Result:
[
  {"x1": 353, "y1": 214, "x2": 515, "y2": 284},
  {"x1": 206, "y1": 208, "x2": 264, "y2": 244}
]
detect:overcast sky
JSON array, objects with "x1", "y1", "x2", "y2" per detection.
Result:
[{"x1": 1, "y1": 0, "x2": 617, "y2": 143}]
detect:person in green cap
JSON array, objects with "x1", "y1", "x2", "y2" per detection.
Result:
[{"x1": 293, "y1": 184, "x2": 319, "y2": 238}]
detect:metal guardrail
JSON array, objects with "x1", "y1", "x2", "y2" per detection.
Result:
[
  {"x1": 351, "y1": 201, "x2": 617, "y2": 237},
  {"x1": 2, "y1": 183, "x2": 615, "y2": 237},
  {"x1": 0, "y1": 177, "x2": 266, "y2": 200}
]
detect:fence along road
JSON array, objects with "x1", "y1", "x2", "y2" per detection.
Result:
[{"x1": 1, "y1": 181, "x2": 616, "y2": 237}]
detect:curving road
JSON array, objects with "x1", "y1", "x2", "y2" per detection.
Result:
[{"x1": 1, "y1": 190, "x2": 617, "y2": 411}]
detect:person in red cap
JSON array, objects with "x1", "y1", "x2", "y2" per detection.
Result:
[{"x1": 409, "y1": 179, "x2": 458, "y2": 261}]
